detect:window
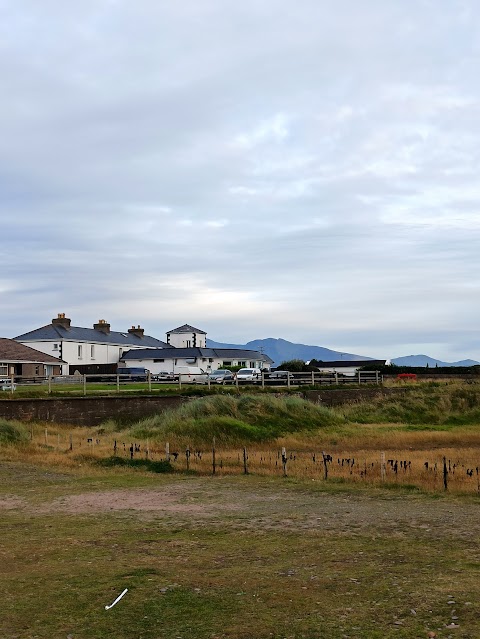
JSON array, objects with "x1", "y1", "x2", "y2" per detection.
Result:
[
  {"x1": 223, "y1": 361, "x2": 231, "y2": 366},
  {"x1": 238, "y1": 361, "x2": 246, "y2": 367},
  {"x1": 53, "y1": 343, "x2": 58, "y2": 350},
  {"x1": 186, "y1": 340, "x2": 191, "y2": 347},
  {"x1": 91, "y1": 345, "x2": 95, "y2": 359},
  {"x1": 250, "y1": 361, "x2": 255, "y2": 368},
  {"x1": 153, "y1": 359, "x2": 165, "y2": 363},
  {"x1": 35, "y1": 366, "x2": 40, "y2": 375},
  {"x1": 78, "y1": 345, "x2": 83, "y2": 358},
  {"x1": 0, "y1": 364, "x2": 7, "y2": 376},
  {"x1": 119, "y1": 348, "x2": 123, "y2": 358}
]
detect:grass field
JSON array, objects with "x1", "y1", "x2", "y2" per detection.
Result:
[{"x1": 1, "y1": 383, "x2": 480, "y2": 637}]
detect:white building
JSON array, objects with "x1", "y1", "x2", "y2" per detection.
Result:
[{"x1": 15, "y1": 314, "x2": 168, "y2": 375}]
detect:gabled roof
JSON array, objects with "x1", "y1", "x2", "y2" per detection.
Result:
[
  {"x1": 0, "y1": 338, "x2": 66, "y2": 363},
  {"x1": 166, "y1": 324, "x2": 206, "y2": 335},
  {"x1": 14, "y1": 324, "x2": 168, "y2": 348},
  {"x1": 120, "y1": 347, "x2": 273, "y2": 364}
]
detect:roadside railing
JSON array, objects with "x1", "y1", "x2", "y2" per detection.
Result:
[{"x1": 1, "y1": 370, "x2": 383, "y2": 396}]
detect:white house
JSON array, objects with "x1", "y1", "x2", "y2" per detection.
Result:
[
  {"x1": 166, "y1": 324, "x2": 207, "y2": 348},
  {"x1": 15, "y1": 314, "x2": 168, "y2": 375}
]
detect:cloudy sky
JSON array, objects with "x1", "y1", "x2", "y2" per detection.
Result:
[{"x1": 1, "y1": 0, "x2": 480, "y2": 361}]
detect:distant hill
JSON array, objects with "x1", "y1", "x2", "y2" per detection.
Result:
[
  {"x1": 207, "y1": 337, "x2": 372, "y2": 367},
  {"x1": 391, "y1": 355, "x2": 480, "y2": 367}
]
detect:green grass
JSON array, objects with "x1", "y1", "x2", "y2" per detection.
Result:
[
  {"x1": 1, "y1": 465, "x2": 479, "y2": 639},
  {"x1": 129, "y1": 394, "x2": 343, "y2": 445}
]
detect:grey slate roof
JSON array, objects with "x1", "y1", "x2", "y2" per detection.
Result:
[
  {"x1": 14, "y1": 324, "x2": 169, "y2": 348},
  {"x1": 166, "y1": 324, "x2": 206, "y2": 335},
  {"x1": 121, "y1": 347, "x2": 273, "y2": 364},
  {"x1": 0, "y1": 338, "x2": 66, "y2": 363}
]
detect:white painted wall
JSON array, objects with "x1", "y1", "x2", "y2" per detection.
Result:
[{"x1": 167, "y1": 331, "x2": 206, "y2": 348}]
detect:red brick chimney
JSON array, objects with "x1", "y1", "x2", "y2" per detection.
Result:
[
  {"x1": 128, "y1": 325, "x2": 145, "y2": 338},
  {"x1": 94, "y1": 319, "x2": 111, "y2": 334},
  {"x1": 52, "y1": 313, "x2": 71, "y2": 330}
]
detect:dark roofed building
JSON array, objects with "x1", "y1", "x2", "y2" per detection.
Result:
[{"x1": 15, "y1": 314, "x2": 168, "y2": 375}]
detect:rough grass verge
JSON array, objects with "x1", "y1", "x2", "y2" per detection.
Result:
[{"x1": 129, "y1": 394, "x2": 343, "y2": 445}]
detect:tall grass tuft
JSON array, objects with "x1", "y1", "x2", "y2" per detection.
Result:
[
  {"x1": 129, "y1": 394, "x2": 343, "y2": 445},
  {"x1": 0, "y1": 418, "x2": 29, "y2": 444},
  {"x1": 342, "y1": 382, "x2": 480, "y2": 425}
]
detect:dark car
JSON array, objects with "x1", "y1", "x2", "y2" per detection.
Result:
[
  {"x1": 116, "y1": 367, "x2": 149, "y2": 381},
  {"x1": 206, "y1": 369, "x2": 235, "y2": 385}
]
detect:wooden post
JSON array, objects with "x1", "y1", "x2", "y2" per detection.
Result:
[
  {"x1": 146, "y1": 438, "x2": 149, "y2": 459},
  {"x1": 113, "y1": 439, "x2": 117, "y2": 456},
  {"x1": 287, "y1": 372, "x2": 291, "y2": 388},
  {"x1": 375, "y1": 370, "x2": 379, "y2": 385},
  {"x1": 44, "y1": 428, "x2": 48, "y2": 446},
  {"x1": 261, "y1": 372, "x2": 264, "y2": 388},
  {"x1": 83, "y1": 375, "x2": 87, "y2": 396},
  {"x1": 322, "y1": 451, "x2": 328, "y2": 480},
  {"x1": 358, "y1": 370, "x2": 361, "y2": 385},
  {"x1": 165, "y1": 442, "x2": 170, "y2": 462},
  {"x1": 212, "y1": 437, "x2": 216, "y2": 475},
  {"x1": 148, "y1": 371, "x2": 152, "y2": 393},
  {"x1": 443, "y1": 456, "x2": 448, "y2": 491},
  {"x1": 282, "y1": 447, "x2": 287, "y2": 477},
  {"x1": 186, "y1": 448, "x2": 190, "y2": 471},
  {"x1": 116, "y1": 374, "x2": 120, "y2": 392},
  {"x1": 48, "y1": 374, "x2": 52, "y2": 395},
  {"x1": 381, "y1": 452, "x2": 386, "y2": 482},
  {"x1": 335, "y1": 372, "x2": 338, "y2": 385},
  {"x1": 243, "y1": 447, "x2": 248, "y2": 475},
  {"x1": 69, "y1": 434, "x2": 73, "y2": 451},
  {"x1": 311, "y1": 371, "x2": 315, "y2": 386}
]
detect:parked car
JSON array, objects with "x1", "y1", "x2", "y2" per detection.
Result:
[
  {"x1": 152, "y1": 371, "x2": 174, "y2": 381},
  {"x1": 236, "y1": 368, "x2": 262, "y2": 383},
  {"x1": 269, "y1": 370, "x2": 290, "y2": 379},
  {"x1": 174, "y1": 366, "x2": 208, "y2": 384},
  {"x1": 116, "y1": 367, "x2": 149, "y2": 381},
  {"x1": 1, "y1": 380, "x2": 16, "y2": 391},
  {"x1": 206, "y1": 369, "x2": 235, "y2": 385}
]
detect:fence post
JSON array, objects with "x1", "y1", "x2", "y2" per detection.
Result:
[
  {"x1": 148, "y1": 371, "x2": 152, "y2": 392},
  {"x1": 287, "y1": 372, "x2": 291, "y2": 388},
  {"x1": 83, "y1": 375, "x2": 87, "y2": 396},
  {"x1": 45, "y1": 428, "x2": 48, "y2": 446},
  {"x1": 311, "y1": 371, "x2": 315, "y2": 385},
  {"x1": 212, "y1": 437, "x2": 216, "y2": 475},
  {"x1": 321, "y1": 451, "x2": 328, "y2": 480},
  {"x1": 443, "y1": 456, "x2": 448, "y2": 491},
  {"x1": 165, "y1": 442, "x2": 170, "y2": 462},
  {"x1": 261, "y1": 372, "x2": 264, "y2": 388},
  {"x1": 116, "y1": 374, "x2": 120, "y2": 392},
  {"x1": 243, "y1": 447, "x2": 248, "y2": 475},
  {"x1": 335, "y1": 372, "x2": 338, "y2": 385},
  {"x1": 282, "y1": 447, "x2": 287, "y2": 477},
  {"x1": 69, "y1": 434, "x2": 73, "y2": 451},
  {"x1": 186, "y1": 448, "x2": 190, "y2": 471},
  {"x1": 48, "y1": 374, "x2": 52, "y2": 395},
  {"x1": 380, "y1": 451, "x2": 386, "y2": 482}
]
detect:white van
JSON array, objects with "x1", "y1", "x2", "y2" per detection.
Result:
[
  {"x1": 236, "y1": 368, "x2": 262, "y2": 383},
  {"x1": 174, "y1": 366, "x2": 208, "y2": 384}
]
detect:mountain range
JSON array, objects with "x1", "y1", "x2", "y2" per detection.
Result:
[{"x1": 207, "y1": 338, "x2": 479, "y2": 368}]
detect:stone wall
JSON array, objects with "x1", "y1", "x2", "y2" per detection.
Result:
[{"x1": 0, "y1": 395, "x2": 186, "y2": 426}]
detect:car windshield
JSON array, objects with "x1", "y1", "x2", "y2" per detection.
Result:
[
  {"x1": 211, "y1": 371, "x2": 225, "y2": 376},
  {"x1": 239, "y1": 369, "x2": 254, "y2": 374}
]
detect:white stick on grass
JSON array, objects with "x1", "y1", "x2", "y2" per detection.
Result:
[{"x1": 105, "y1": 588, "x2": 128, "y2": 610}]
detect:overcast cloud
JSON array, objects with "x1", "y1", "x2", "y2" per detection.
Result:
[{"x1": 1, "y1": 0, "x2": 480, "y2": 361}]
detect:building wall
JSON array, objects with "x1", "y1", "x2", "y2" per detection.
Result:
[
  {"x1": 18, "y1": 339, "x2": 153, "y2": 373},
  {"x1": 167, "y1": 331, "x2": 206, "y2": 348}
]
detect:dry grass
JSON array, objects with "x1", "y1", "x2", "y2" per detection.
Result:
[{"x1": 2, "y1": 420, "x2": 479, "y2": 495}]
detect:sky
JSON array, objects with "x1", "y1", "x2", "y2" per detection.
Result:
[{"x1": 1, "y1": 0, "x2": 480, "y2": 362}]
